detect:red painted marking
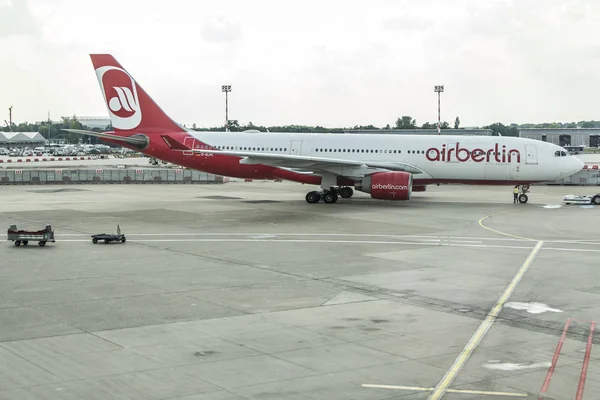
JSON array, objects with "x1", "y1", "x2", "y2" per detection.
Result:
[
  {"x1": 575, "y1": 322, "x2": 595, "y2": 400},
  {"x1": 539, "y1": 318, "x2": 572, "y2": 399}
]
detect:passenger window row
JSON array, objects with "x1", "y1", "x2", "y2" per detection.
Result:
[
  {"x1": 214, "y1": 146, "x2": 288, "y2": 152},
  {"x1": 200, "y1": 145, "x2": 510, "y2": 157},
  {"x1": 314, "y1": 149, "x2": 426, "y2": 155},
  {"x1": 206, "y1": 146, "x2": 429, "y2": 155}
]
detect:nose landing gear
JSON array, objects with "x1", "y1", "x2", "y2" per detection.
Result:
[{"x1": 517, "y1": 184, "x2": 530, "y2": 203}]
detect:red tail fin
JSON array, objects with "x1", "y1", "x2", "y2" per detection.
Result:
[{"x1": 90, "y1": 54, "x2": 185, "y2": 134}]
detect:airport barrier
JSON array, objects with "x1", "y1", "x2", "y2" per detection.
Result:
[
  {"x1": 0, "y1": 156, "x2": 104, "y2": 163},
  {"x1": 0, "y1": 168, "x2": 223, "y2": 185},
  {"x1": 546, "y1": 167, "x2": 600, "y2": 186},
  {"x1": 2, "y1": 166, "x2": 596, "y2": 186}
]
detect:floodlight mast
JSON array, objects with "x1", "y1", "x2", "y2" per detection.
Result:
[
  {"x1": 222, "y1": 85, "x2": 231, "y2": 131},
  {"x1": 434, "y1": 85, "x2": 444, "y2": 135}
]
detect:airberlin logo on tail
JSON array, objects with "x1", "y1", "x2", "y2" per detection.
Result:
[
  {"x1": 95, "y1": 66, "x2": 142, "y2": 130},
  {"x1": 109, "y1": 87, "x2": 136, "y2": 114},
  {"x1": 426, "y1": 143, "x2": 521, "y2": 163},
  {"x1": 371, "y1": 183, "x2": 409, "y2": 190}
]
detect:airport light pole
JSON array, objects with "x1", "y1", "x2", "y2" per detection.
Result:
[
  {"x1": 8, "y1": 106, "x2": 13, "y2": 131},
  {"x1": 222, "y1": 85, "x2": 231, "y2": 131},
  {"x1": 434, "y1": 85, "x2": 443, "y2": 135}
]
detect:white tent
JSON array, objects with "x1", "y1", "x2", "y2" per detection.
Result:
[{"x1": 0, "y1": 132, "x2": 46, "y2": 145}]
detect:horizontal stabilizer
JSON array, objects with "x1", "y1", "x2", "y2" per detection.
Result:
[{"x1": 62, "y1": 129, "x2": 148, "y2": 147}]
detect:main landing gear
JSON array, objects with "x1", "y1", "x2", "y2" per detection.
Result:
[{"x1": 305, "y1": 187, "x2": 353, "y2": 204}]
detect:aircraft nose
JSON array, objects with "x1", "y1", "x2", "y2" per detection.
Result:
[{"x1": 574, "y1": 157, "x2": 584, "y2": 173}]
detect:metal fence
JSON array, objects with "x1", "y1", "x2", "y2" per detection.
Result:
[
  {"x1": 1, "y1": 167, "x2": 597, "y2": 186},
  {"x1": 0, "y1": 168, "x2": 224, "y2": 185},
  {"x1": 545, "y1": 168, "x2": 600, "y2": 186}
]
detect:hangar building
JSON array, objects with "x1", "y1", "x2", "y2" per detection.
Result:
[{"x1": 518, "y1": 128, "x2": 600, "y2": 148}]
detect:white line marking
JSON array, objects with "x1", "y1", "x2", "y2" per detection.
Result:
[
  {"x1": 53, "y1": 233, "x2": 500, "y2": 238},
  {"x1": 45, "y1": 233, "x2": 600, "y2": 245},
  {"x1": 28, "y1": 238, "x2": 536, "y2": 248},
  {"x1": 5, "y1": 237, "x2": 595, "y2": 252},
  {"x1": 6, "y1": 239, "x2": 592, "y2": 252},
  {"x1": 362, "y1": 384, "x2": 527, "y2": 397},
  {"x1": 427, "y1": 241, "x2": 544, "y2": 400}
]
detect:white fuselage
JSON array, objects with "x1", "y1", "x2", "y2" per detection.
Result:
[{"x1": 189, "y1": 131, "x2": 583, "y2": 184}]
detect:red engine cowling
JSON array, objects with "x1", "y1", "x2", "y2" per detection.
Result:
[{"x1": 355, "y1": 171, "x2": 413, "y2": 200}]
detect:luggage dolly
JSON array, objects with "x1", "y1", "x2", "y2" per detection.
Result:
[
  {"x1": 7, "y1": 224, "x2": 55, "y2": 247},
  {"x1": 92, "y1": 225, "x2": 126, "y2": 244}
]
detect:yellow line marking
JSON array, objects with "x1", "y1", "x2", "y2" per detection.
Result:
[
  {"x1": 427, "y1": 240, "x2": 544, "y2": 400},
  {"x1": 362, "y1": 384, "x2": 527, "y2": 397},
  {"x1": 478, "y1": 213, "x2": 537, "y2": 242}
]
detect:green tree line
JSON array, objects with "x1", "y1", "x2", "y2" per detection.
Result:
[{"x1": 4, "y1": 115, "x2": 600, "y2": 144}]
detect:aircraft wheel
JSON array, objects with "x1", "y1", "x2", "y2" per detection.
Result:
[
  {"x1": 518, "y1": 194, "x2": 528, "y2": 204},
  {"x1": 92, "y1": 238, "x2": 98, "y2": 244},
  {"x1": 339, "y1": 187, "x2": 353, "y2": 198},
  {"x1": 592, "y1": 195, "x2": 600, "y2": 205},
  {"x1": 323, "y1": 192, "x2": 338, "y2": 204},
  {"x1": 305, "y1": 191, "x2": 321, "y2": 204}
]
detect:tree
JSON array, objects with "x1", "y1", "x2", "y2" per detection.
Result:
[
  {"x1": 395, "y1": 116, "x2": 416, "y2": 129},
  {"x1": 483, "y1": 122, "x2": 510, "y2": 136},
  {"x1": 454, "y1": 117, "x2": 460, "y2": 129}
]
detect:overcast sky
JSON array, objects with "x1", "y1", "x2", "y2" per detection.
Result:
[{"x1": 1, "y1": 0, "x2": 599, "y2": 129}]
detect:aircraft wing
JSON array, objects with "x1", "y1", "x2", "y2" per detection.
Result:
[{"x1": 191, "y1": 149, "x2": 424, "y2": 174}]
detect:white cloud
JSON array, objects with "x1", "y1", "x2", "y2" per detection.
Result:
[{"x1": 1, "y1": 0, "x2": 600, "y2": 128}]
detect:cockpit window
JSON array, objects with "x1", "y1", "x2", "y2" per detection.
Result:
[{"x1": 554, "y1": 151, "x2": 567, "y2": 157}]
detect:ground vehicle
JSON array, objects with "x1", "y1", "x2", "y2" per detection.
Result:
[
  {"x1": 563, "y1": 193, "x2": 600, "y2": 205},
  {"x1": 92, "y1": 225, "x2": 126, "y2": 244},
  {"x1": 7, "y1": 224, "x2": 55, "y2": 247}
]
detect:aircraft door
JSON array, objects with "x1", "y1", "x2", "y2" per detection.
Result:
[
  {"x1": 290, "y1": 140, "x2": 303, "y2": 155},
  {"x1": 525, "y1": 144, "x2": 538, "y2": 165}
]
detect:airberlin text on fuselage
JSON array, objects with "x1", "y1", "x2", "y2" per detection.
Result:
[
  {"x1": 426, "y1": 143, "x2": 521, "y2": 163},
  {"x1": 371, "y1": 184, "x2": 409, "y2": 190}
]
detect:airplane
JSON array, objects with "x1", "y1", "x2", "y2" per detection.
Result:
[{"x1": 64, "y1": 54, "x2": 584, "y2": 205}]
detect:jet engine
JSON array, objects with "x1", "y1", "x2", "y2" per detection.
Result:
[{"x1": 355, "y1": 171, "x2": 413, "y2": 200}]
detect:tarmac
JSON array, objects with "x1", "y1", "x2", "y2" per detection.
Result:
[{"x1": 0, "y1": 181, "x2": 599, "y2": 399}]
